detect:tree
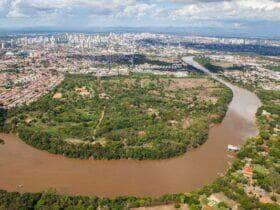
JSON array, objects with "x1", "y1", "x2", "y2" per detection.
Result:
[
  {"x1": 269, "y1": 168, "x2": 280, "y2": 196},
  {"x1": 0, "y1": 107, "x2": 7, "y2": 128}
]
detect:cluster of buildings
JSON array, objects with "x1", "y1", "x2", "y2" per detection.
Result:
[
  {"x1": 1, "y1": 33, "x2": 279, "y2": 109},
  {"x1": 8, "y1": 33, "x2": 280, "y2": 48},
  {"x1": 208, "y1": 54, "x2": 280, "y2": 91},
  {"x1": 0, "y1": 48, "x2": 64, "y2": 108},
  {"x1": 0, "y1": 72, "x2": 63, "y2": 109},
  {"x1": 0, "y1": 33, "x2": 195, "y2": 109},
  {"x1": 241, "y1": 157, "x2": 279, "y2": 204}
]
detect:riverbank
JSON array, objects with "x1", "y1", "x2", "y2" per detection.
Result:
[{"x1": 0, "y1": 58, "x2": 261, "y2": 198}]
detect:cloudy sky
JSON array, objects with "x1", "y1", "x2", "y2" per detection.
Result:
[{"x1": 0, "y1": 0, "x2": 280, "y2": 36}]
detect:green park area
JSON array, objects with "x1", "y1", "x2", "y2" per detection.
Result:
[{"x1": 2, "y1": 73, "x2": 232, "y2": 160}]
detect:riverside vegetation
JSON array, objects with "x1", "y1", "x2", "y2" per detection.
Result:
[
  {"x1": 194, "y1": 56, "x2": 224, "y2": 73},
  {"x1": 0, "y1": 89, "x2": 278, "y2": 209},
  {"x1": 1, "y1": 73, "x2": 232, "y2": 160},
  {"x1": 0, "y1": 71, "x2": 279, "y2": 209}
]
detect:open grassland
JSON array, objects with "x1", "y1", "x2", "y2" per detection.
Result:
[{"x1": 2, "y1": 73, "x2": 232, "y2": 160}]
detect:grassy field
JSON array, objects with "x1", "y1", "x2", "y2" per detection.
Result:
[
  {"x1": 3, "y1": 73, "x2": 232, "y2": 160},
  {"x1": 265, "y1": 65, "x2": 280, "y2": 72}
]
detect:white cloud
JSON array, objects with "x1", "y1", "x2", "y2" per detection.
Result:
[
  {"x1": 172, "y1": 0, "x2": 280, "y2": 21},
  {"x1": 0, "y1": 0, "x2": 279, "y2": 30}
]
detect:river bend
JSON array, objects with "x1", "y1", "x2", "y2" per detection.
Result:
[{"x1": 0, "y1": 57, "x2": 262, "y2": 197}]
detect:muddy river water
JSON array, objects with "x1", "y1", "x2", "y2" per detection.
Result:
[{"x1": 0, "y1": 57, "x2": 262, "y2": 197}]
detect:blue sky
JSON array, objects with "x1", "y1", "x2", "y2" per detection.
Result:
[{"x1": 0, "y1": 0, "x2": 280, "y2": 36}]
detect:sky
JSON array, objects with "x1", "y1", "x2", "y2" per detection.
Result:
[{"x1": 0, "y1": 0, "x2": 280, "y2": 37}]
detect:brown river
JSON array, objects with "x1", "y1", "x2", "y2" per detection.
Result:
[{"x1": 0, "y1": 57, "x2": 262, "y2": 197}]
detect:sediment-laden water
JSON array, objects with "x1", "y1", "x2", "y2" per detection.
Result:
[{"x1": 0, "y1": 57, "x2": 262, "y2": 197}]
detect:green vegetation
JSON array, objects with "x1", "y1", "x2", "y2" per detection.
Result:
[
  {"x1": 222, "y1": 76, "x2": 258, "y2": 92},
  {"x1": 0, "y1": 189, "x2": 204, "y2": 210},
  {"x1": 194, "y1": 56, "x2": 223, "y2": 73},
  {"x1": 0, "y1": 107, "x2": 7, "y2": 129},
  {"x1": 198, "y1": 57, "x2": 280, "y2": 206},
  {"x1": 0, "y1": 69, "x2": 20, "y2": 74},
  {"x1": 221, "y1": 71, "x2": 278, "y2": 93},
  {"x1": 257, "y1": 90, "x2": 280, "y2": 136},
  {"x1": 0, "y1": 75, "x2": 279, "y2": 209},
  {"x1": 2, "y1": 73, "x2": 232, "y2": 160},
  {"x1": 225, "y1": 65, "x2": 247, "y2": 71},
  {"x1": 203, "y1": 89, "x2": 280, "y2": 209},
  {"x1": 0, "y1": 138, "x2": 4, "y2": 145},
  {"x1": 1, "y1": 94, "x2": 279, "y2": 209},
  {"x1": 265, "y1": 65, "x2": 280, "y2": 72}
]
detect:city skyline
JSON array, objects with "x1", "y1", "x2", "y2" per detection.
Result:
[{"x1": 0, "y1": 0, "x2": 280, "y2": 37}]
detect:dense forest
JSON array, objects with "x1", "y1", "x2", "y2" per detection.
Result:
[{"x1": 1, "y1": 73, "x2": 232, "y2": 160}]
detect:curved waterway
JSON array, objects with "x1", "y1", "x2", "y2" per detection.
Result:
[{"x1": 0, "y1": 57, "x2": 262, "y2": 197}]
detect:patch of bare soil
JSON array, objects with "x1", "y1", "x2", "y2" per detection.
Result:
[
  {"x1": 212, "y1": 60, "x2": 234, "y2": 68},
  {"x1": 138, "y1": 131, "x2": 146, "y2": 137},
  {"x1": 123, "y1": 78, "x2": 135, "y2": 87},
  {"x1": 199, "y1": 90, "x2": 218, "y2": 104},
  {"x1": 75, "y1": 87, "x2": 90, "y2": 96},
  {"x1": 167, "y1": 78, "x2": 214, "y2": 90},
  {"x1": 53, "y1": 92, "x2": 62, "y2": 99},
  {"x1": 169, "y1": 120, "x2": 178, "y2": 126},
  {"x1": 133, "y1": 204, "x2": 189, "y2": 210},
  {"x1": 93, "y1": 110, "x2": 105, "y2": 136},
  {"x1": 147, "y1": 108, "x2": 159, "y2": 116},
  {"x1": 0, "y1": 87, "x2": 5, "y2": 94},
  {"x1": 25, "y1": 117, "x2": 34, "y2": 124},
  {"x1": 66, "y1": 138, "x2": 91, "y2": 145},
  {"x1": 209, "y1": 114, "x2": 221, "y2": 120},
  {"x1": 182, "y1": 116, "x2": 191, "y2": 129},
  {"x1": 140, "y1": 79, "x2": 152, "y2": 88},
  {"x1": 99, "y1": 93, "x2": 110, "y2": 99},
  {"x1": 149, "y1": 90, "x2": 161, "y2": 96},
  {"x1": 66, "y1": 138, "x2": 107, "y2": 146}
]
